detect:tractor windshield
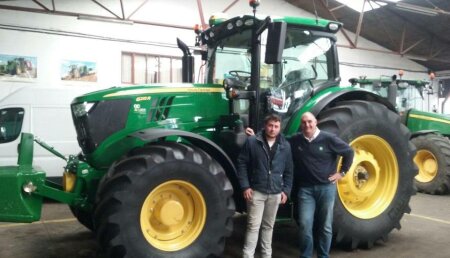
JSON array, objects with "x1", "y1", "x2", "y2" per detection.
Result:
[{"x1": 268, "y1": 28, "x2": 335, "y2": 114}]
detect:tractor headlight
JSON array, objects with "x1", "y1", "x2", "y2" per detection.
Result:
[
  {"x1": 328, "y1": 22, "x2": 340, "y2": 32},
  {"x1": 244, "y1": 19, "x2": 254, "y2": 26},
  {"x1": 72, "y1": 102, "x2": 96, "y2": 117}
]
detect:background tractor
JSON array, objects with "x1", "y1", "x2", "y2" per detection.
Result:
[
  {"x1": 0, "y1": 3, "x2": 417, "y2": 257},
  {"x1": 352, "y1": 75, "x2": 450, "y2": 195}
]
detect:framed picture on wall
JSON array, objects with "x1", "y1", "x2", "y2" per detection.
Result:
[
  {"x1": 0, "y1": 54, "x2": 37, "y2": 80},
  {"x1": 61, "y1": 60, "x2": 97, "y2": 82}
]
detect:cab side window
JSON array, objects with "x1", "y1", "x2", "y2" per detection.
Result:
[{"x1": 0, "y1": 108, "x2": 24, "y2": 143}]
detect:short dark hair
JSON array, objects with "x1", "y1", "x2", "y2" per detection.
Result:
[{"x1": 264, "y1": 114, "x2": 282, "y2": 124}]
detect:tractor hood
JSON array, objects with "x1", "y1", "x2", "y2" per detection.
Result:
[
  {"x1": 406, "y1": 108, "x2": 450, "y2": 135},
  {"x1": 71, "y1": 83, "x2": 224, "y2": 103},
  {"x1": 70, "y1": 83, "x2": 227, "y2": 162}
]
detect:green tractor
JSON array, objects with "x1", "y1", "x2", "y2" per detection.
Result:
[
  {"x1": 352, "y1": 76, "x2": 450, "y2": 195},
  {"x1": 0, "y1": 4, "x2": 416, "y2": 257}
]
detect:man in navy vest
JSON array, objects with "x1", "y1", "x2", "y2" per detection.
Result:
[{"x1": 289, "y1": 112, "x2": 354, "y2": 258}]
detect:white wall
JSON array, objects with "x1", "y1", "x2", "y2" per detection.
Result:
[
  {"x1": 436, "y1": 71, "x2": 450, "y2": 114},
  {"x1": 0, "y1": 0, "x2": 437, "y2": 110},
  {"x1": 0, "y1": 9, "x2": 194, "y2": 100}
]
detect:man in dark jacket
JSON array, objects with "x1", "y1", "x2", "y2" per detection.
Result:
[
  {"x1": 237, "y1": 114, "x2": 293, "y2": 258},
  {"x1": 290, "y1": 112, "x2": 354, "y2": 258}
]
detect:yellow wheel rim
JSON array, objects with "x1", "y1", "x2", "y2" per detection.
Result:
[
  {"x1": 414, "y1": 150, "x2": 438, "y2": 183},
  {"x1": 140, "y1": 180, "x2": 206, "y2": 251},
  {"x1": 337, "y1": 135, "x2": 398, "y2": 219}
]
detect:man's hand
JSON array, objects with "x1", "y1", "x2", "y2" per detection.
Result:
[
  {"x1": 328, "y1": 172, "x2": 344, "y2": 184},
  {"x1": 245, "y1": 127, "x2": 255, "y2": 136},
  {"x1": 243, "y1": 188, "x2": 253, "y2": 201},
  {"x1": 280, "y1": 192, "x2": 288, "y2": 204}
]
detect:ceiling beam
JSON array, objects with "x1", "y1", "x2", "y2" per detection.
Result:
[
  {"x1": 318, "y1": 0, "x2": 356, "y2": 48},
  {"x1": 354, "y1": 0, "x2": 367, "y2": 47},
  {"x1": 401, "y1": 38, "x2": 425, "y2": 55},
  {"x1": 32, "y1": 0, "x2": 50, "y2": 11},
  {"x1": 385, "y1": 8, "x2": 450, "y2": 48},
  {"x1": 431, "y1": 47, "x2": 445, "y2": 59},
  {"x1": 337, "y1": 44, "x2": 450, "y2": 65},
  {"x1": 367, "y1": 0, "x2": 397, "y2": 49},
  {"x1": 329, "y1": 4, "x2": 345, "y2": 12},
  {"x1": 119, "y1": 0, "x2": 125, "y2": 19},
  {"x1": 196, "y1": 0, "x2": 207, "y2": 30},
  {"x1": 399, "y1": 22, "x2": 406, "y2": 53},
  {"x1": 91, "y1": 0, "x2": 121, "y2": 19},
  {"x1": 127, "y1": 0, "x2": 149, "y2": 19},
  {"x1": 223, "y1": 0, "x2": 240, "y2": 13},
  {"x1": 0, "y1": 4, "x2": 191, "y2": 30}
]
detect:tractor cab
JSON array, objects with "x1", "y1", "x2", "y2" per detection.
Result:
[{"x1": 184, "y1": 7, "x2": 342, "y2": 134}]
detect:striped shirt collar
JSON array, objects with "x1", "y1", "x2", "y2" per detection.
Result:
[{"x1": 303, "y1": 128, "x2": 320, "y2": 142}]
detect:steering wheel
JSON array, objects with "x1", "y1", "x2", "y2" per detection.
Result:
[{"x1": 229, "y1": 70, "x2": 251, "y2": 82}]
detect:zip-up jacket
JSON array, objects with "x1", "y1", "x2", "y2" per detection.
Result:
[{"x1": 237, "y1": 131, "x2": 294, "y2": 195}]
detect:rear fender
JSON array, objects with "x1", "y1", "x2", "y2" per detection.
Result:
[
  {"x1": 309, "y1": 89, "x2": 396, "y2": 115},
  {"x1": 285, "y1": 89, "x2": 395, "y2": 135},
  {"x1": 410, "y1": 130, "x2": 439, "y2": 139}
]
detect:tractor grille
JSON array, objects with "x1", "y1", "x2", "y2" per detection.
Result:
[{"x1": 72, "y1": 99, "x2": 131, "y2": 154}]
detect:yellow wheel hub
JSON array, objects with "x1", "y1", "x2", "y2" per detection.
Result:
[
  {"x1": 337, "y1": 135, "x2": 398, "y2": 219},
  {"x1": 414, "y1": 149, "x2": 438, "y2": 183},
  {"x1": 62, "y1": 171, "x2": 76, "y2": 192},
  {"x1": 140, "y1": 180, "x2": 206, "y2": 251}
]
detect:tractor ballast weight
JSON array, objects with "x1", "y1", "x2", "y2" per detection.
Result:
[{"x1": 0, "y1": 133, "x2": 45, "y2": 222}]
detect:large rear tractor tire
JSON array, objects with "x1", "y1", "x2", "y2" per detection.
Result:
[
  {"x1": 94, "y1": 142, "x2": 235, "y2": 258},
  {"x1": 412, "y1": 134, "x2": 450, "y2": 195},
  {"x1": 317, "y1": 100, "x2": 416, "y2": 249}
]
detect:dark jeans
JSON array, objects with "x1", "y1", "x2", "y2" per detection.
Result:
[{"x1": 297, "y1": 184, "x2": 336, "y2": 258}]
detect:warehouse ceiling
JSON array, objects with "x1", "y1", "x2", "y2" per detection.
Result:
[
  {"x1": 287, "y1": 0, "x2": 450, "y2": 72},
  {"x1": 0, "y1": 0, "x2": 449, "y2": 72}
]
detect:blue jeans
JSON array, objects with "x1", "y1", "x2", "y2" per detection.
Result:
[{"x1": 297, "y1": 184, "x2": 336, "y2": 258}]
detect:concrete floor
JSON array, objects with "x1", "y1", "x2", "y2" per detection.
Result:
[{"x1": 0, "y1": 193, "x2": 449, "y2": 258}]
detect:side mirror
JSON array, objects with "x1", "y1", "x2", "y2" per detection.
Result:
[{"x1": 265, "y1": 21, "x2": 286, "y2": 64}]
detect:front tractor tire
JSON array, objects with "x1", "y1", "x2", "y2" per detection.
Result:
[
  {"x1": 70, "y1": 206, "x2": 94, "y2": 231},
  {"x1": 412, "y1": 134, "x2": 450, "y2": 195},
  {"x1": 317, "y1": 100, "x2": 416, "y2": 249},
  {"x1": 94, "y1": 142, "x2": 235, "y2": 258}
]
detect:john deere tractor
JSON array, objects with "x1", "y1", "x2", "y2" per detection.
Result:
[
  {"x1": 0, "y1": 3, "x2": 416, "y2": 257},
  {"x1": 353, "y1": 76, "x2": 450, "y2": 195}
]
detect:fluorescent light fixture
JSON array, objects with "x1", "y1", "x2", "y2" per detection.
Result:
[
  {"x1": 335, "y1": 0, "x2": 402, "y2": 13},
  {"x1": 395, "y1": 2, "x2": 438, "y2": 16},
  {"x1": 77, "y1": 15, "x2": 134, "y2": 25}
]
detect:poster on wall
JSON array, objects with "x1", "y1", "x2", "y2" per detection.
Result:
[
  {"x1": 0, "y1": 54, "x2": 37, "y2": 80},
  {"x1": 61, "y1": 60, "x2": 97, "y2": 82}
]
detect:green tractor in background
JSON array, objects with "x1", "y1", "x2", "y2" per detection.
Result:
[
  {"x1": 0, "y1": 3, "x2": 417, "y2": 257},
  {"x1": 352, "y1": 76, "x2": 450, "y2": 195}
]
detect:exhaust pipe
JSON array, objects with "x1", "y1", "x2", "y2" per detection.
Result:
[{"x1": 177, "y1": 38, "x2": 194, "y2": 83}]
